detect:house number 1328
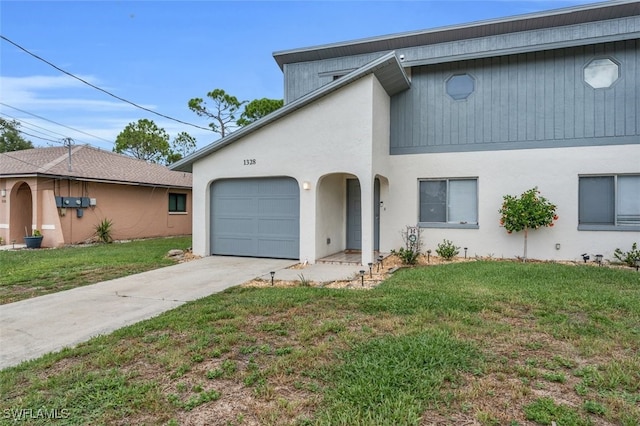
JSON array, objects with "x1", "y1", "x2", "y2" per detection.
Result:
[{"x1": 243, "y1": 159, "x2": 256, "y2": 165}]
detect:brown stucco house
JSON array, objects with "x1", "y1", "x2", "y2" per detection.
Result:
[{"x1": 0, "y1": 145, "x2": 192, "y2": 247}]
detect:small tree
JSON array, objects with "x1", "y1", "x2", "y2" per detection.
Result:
[
  {"x1": 188, "y1": 89, "x2": 245, "y2": 138},
  {"x1": 499, "y1": 187, "x2": 558, "y2": 262}
]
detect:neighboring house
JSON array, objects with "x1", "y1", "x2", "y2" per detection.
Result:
[
  {"x1": 0, "y1": 145, "x2": 192, "y2": 247},
  {"x1": 172, "y1": 1, "x2": 639, "y2": 266}
]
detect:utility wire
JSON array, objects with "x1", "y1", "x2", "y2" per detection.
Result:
[
  {"x1": 1, "y1": 35, "x2": 214, "y2": 133},
  {"x1": 1, "y1": 102, "x2": 113, "y2": 144},
  {"x1": 0, "y1": 111, "x2": 81, "y2": 142},
  {"x1": 18, "y1": 129, "x2": 64, "y2": 145}
]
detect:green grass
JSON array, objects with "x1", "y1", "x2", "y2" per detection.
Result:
[
  {"x1": 0, "y1": 236, "x2": 192, "y2": 304},
  {"x1": 0, "y1": 261, "x2": 638, "y2": 425}
]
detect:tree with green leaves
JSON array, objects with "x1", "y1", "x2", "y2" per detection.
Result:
[
  {"x1": 0, "y1": 118, "x2": 34, "y2": 152},
  {"x1": 166, "y1": 131, "x2": 197, "y2": 164},
  {"x1": 188, "y1": 89, "x2": 245, "y2": 138},
  {"x1": 237, "y1": 98, "x2": 283, "y2": 127},
  {"x1": 113, "y1": 119, "x2": 196, "y2": 165},
  {"x1": 499, "y1": 187, "x2": 558, "y2": 262},
  {"x1": 114, "y1": 119, "x2": 171, "y2": 163}
]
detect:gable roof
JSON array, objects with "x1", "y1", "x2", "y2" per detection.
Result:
[
  {"x1": 273, "y1": 0, "x2": 639, "y2": 69},
  {"x1": 0, "y1": 145, "x2": 192, "y2": 188},
  {"x1": 170, "y1": 51, "x2": 410, "y2": 172}
]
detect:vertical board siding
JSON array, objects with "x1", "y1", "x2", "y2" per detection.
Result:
[
  {"x1": 390, "y1": 41, "x2": 639, "y2": 153},
  {"x1": 284, "y1": 52, "x2": 385, "y2": 103}
]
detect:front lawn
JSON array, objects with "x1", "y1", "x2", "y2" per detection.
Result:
[
  {"x1": 1, "y1": 261, "x2": 638, "y2": 425},
  {"x1": 0, "y1": 236, "x2": 192, "y2": 304}
]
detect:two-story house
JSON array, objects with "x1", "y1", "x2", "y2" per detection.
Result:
[{"x1": 172, "y1": 0, "x2": 640, "y2": 266}]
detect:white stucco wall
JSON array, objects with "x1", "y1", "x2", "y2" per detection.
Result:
[
  {"x1": 191, "y1": 75, "x2": 380, "y2": 261},
  {"x1": 191, "y1": 69, "x2": 638, "y2": 265},
  {"x1": 383, "y1": 144, "x2": 640, "y2": 262}
]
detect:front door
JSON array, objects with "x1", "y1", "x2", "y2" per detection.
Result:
[{"x1": 346, "y1": 179, "x2": 380, "y2": 251}]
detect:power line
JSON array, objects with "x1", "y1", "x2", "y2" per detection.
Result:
[
  {"x1": 1, "y1": 34, "x2": 215, "y2": 133},
  {"x1": 0, "y1": 111, "x2": 79, "y2": 142},
  {"x1": 0, "y1": 103, "x2": 113, "y2": 144},
  {"x1": 18, "y1": 129, "x2": 64, "y2": 145}
]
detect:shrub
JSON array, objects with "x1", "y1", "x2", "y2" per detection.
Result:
[
  {"x1": 613, "y1": 242, "x2": 640, "y2": 267},
  {"x1": 436, "y1": 239, "x2": 459, "y2": 260},
  {"x1": 391, "y1": 247, "x2": 420, "y2": 265},
  {"x1": 94, "y1": 218, "x2": 113, "y2": 243}
]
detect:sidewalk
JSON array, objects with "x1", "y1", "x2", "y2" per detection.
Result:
[{"x1": 1, "y1": 256, "x2": 362, "y2": 369}]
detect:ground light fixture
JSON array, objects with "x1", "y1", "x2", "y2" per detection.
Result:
[
  {"x1": 427, "y1": 249, "x2": 432, "y2": 263},
  {"x1": 464, "y1": 247, "x2": 468, "y2": 259},
  {"x1": 270, "y1": 271, "x2": 275, "y2": 286},
  {"x1": 595, "y1": 254, "x2": 603, "y2": 266},
  {"x1": 635, "y1": 258, "x2": 640, "y2": 272},
  {"x1": 368, "y1": 262, "x2": 373, "y2": 277},
  {"x1": 360, "y1": 270, "x2": 365, "y2": 287},
  {"x1": 377, "y1": 255, "x2": 384, "y2": 271}
]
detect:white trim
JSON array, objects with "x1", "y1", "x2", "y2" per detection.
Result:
[
  {"x1": 41, "y1": 224, "x2": 56, "y2": 230},
  {"x1": 0, "y1": 224, "x2": 8, "y2": 229}
]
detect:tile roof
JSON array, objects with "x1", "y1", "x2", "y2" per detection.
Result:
[{"x1": 0, "y1": 145, "x2": 192, "y2": 188}]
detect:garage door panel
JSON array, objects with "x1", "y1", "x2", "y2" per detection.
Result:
[
  {"x1": 211, "y1": 177, "x2": 299, "y2": 259},
  {"x1": 258, "y1": 198, "x2": 298, "y2": 215},
  {"x1": 257, "y1": 239, "x2": 298, "y2": 257},
  {"x1": 213, "y1": 217, "x2": 256, "y2": 234},
  {"x1": 215, "y1": 198, "x2": 257, "y2": 214},
  {"x1": 257, "y1": 218, "x2": 299, "y2": 235},
  {"x1": 214, "y1": 237, "x2": 257, "y2": 256}
]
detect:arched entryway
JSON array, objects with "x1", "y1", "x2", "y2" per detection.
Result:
[{"x1": 10, "y1": 182, "x2": 32, "y2": 242}]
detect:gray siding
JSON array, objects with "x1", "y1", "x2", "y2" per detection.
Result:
[
  {"x1": 284, "y1": 52, "x2": 386, "y2": 103},
  {"x1": 390, "y1": 41, "x2": 640, "y2": 154}
]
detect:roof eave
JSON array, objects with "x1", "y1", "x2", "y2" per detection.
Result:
[
  {"x1": 272, "y1": 0, "x2": 639, "y2": 69},
  {"x1": 0, "y1": 172, "x2": 191, "y2": 189}
]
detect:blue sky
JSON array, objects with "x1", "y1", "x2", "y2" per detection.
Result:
[{"x1": 1, "y1": 0, "x2": 605, "y2": 152}]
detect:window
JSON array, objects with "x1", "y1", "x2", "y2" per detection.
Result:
[
  {"x1": 579, "y1": 175, "x2": 639, "y2": 229},
  {"x1": 419, "y1": 178, "x2": 478, "y2": 227},
  {"x1": 584, "y1": 58, "x2": 619, "y2": 89},
  {"x1": 169, "y1": 193, "x2": 187, "y2": 213},
  {"x1": 446, "y1": 74, "x2": 475, "y2": 100}
]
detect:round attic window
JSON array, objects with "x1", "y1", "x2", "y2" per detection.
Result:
[
  {"x1": 584, "y1": 58, "x2": 619, "y2": 89},
  {"x1": 446, "y1": 74, "x2": 475, "y2": 100}
]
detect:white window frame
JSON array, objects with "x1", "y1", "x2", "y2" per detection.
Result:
[
  {"x1": 418, "y1": 178, "x2": 479, "y2": 229},
  {"x1": 578, "y1": 174, "x2": 640, "y2": 231}
]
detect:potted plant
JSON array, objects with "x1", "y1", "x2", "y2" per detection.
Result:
[{"x1": 24, "y1": 229, "x2": 43, "y2": 249}]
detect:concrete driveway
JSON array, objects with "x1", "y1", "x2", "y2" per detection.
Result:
[{"x1": 0, "y1": 256, "x2": 294, "y2": 369}]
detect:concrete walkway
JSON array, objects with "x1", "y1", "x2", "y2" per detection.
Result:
[{"x1": 0, "y1": 256, "x2": 361, "y2": 369}]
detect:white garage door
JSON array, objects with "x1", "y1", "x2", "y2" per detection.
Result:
[{"x1": 210, "y1": 177, "x2": 300, "y2": 259}]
